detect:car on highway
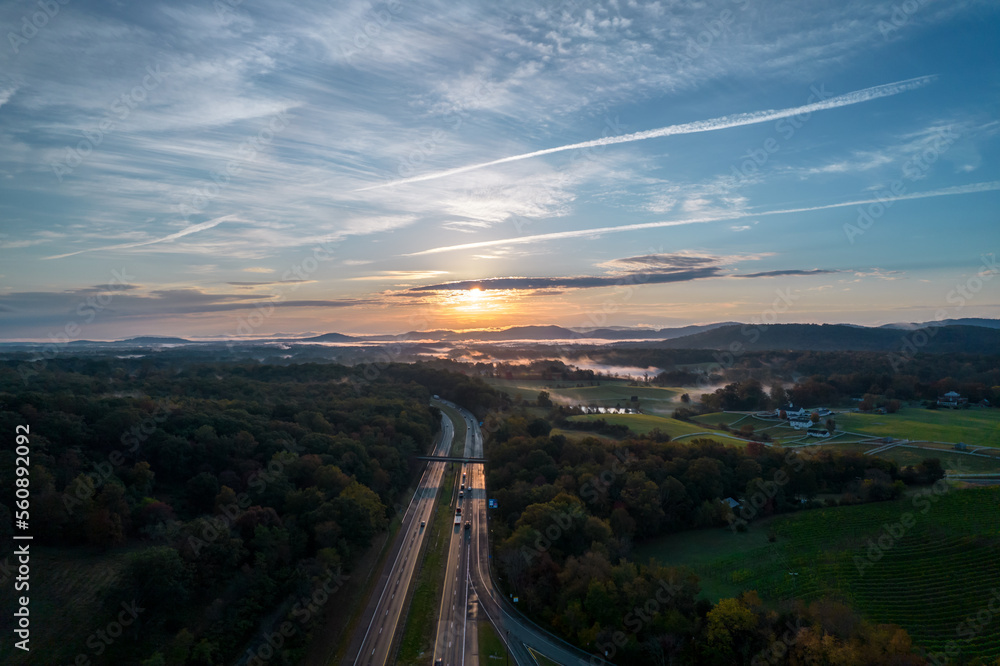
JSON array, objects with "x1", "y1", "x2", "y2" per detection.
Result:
[
  {"x1": 420, "y1": 520, "x2": 426, "y2": 527},
  {"x1": 465, "y1": 521, "x2": 471, "y2": 530}
]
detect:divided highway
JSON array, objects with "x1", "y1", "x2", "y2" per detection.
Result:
[
  {"x1": 432, "y1": 408, "x2": 478, "y2": 666},
  {"x1": 450, "y1": 402, "x2": 613, "y2": 666},
  {"x1": 348, "y1": 412, "x2": 453, "y2": 666},
  {"x1": 348, "y1": 399, "x2": 608, "y2": 666}
]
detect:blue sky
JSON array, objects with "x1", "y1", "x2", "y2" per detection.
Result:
[{"x1": 1, "y1": 0, "x2": 998, "y2": 340}]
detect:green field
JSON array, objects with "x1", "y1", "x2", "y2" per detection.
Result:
[
  {"x1": 638, "y1": 486, "x2": 1000, "y2": 660},
  {"x1": 477, "y1": 620, "x2": 506, "y2": 663},
  {"x1": 837, "y1": 406, "x2": 1000, "y2": 448},
  {"x1": 436, "y1": 401, "x2": 468, "y2": 456},
  {"x1": 485, "y1": 378, "x2": 685, "y2": 416},
  {"x1": 566, "y1": 412, "x2": 741, "y2": 445},
  {"x1": 0, "y1": 545, "x2": 144, "y2": 664}
]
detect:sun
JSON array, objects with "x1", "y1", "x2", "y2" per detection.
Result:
[{"x1": 467, "y1": 287, "x2": 483, "y2": 302}]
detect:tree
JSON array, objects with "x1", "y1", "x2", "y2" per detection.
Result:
[
  {"x1": 114, "y1": 546, "x2": 191, "y2": 612},
  {"x1": 704, "y1": 597, "x2": 757, "y2": 663},
  {"x1": 186, "y1": 472, "x2": 220, "y2": 515},
  {"x1": 681, "y1": 393, "x2": 691, "y2": 404},
  {"x1": 537, "y1": 391, "x2": 553, "y2": 407}
]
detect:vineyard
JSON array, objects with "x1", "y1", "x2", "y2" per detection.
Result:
[{"x1": 686, "y1": 487, "x2": 1000, "y2": 661}]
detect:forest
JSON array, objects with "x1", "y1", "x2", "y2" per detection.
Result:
[
  {"x1": 486, "y1": 414, "x2": 956, "y2": 665},
  {"x1": 0, "y1": 357, "x2": 501, "y2": 665}
]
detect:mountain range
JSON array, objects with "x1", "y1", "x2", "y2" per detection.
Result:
[{"x1": 4, "y1": 319, "x2": 999, "y2": 353}]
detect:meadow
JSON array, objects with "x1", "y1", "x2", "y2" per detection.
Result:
[
  {"x1": 636, "y1": 486, "x2": 1000, "y2": 661},
  {"x1": 484, "y1": 377, "x2": 685, "y2": 416},
  {"x1": 836, "y1": 406, "x2": 1000, "y2": 449}
]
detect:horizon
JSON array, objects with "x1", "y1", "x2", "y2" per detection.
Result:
[
  {"x1": 2, "y1": 1, "x2": 999, "y2": 340},
  {"x1": 4, "y1": 317, "x2": 999, "y2": 344}
]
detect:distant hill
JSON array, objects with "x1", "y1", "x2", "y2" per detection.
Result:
[
  {"x1": 298, "y1": 332, "x2": 357, "y2": 342},
  {"x1": 879, "y1": 317, "x2": 1000, "y2": 330},
  {"x1": 578, "y1": 322, "x2": 740, "y2": 340},
  {"x1": 120, "y1": 336, "x2": 193, "y2": 344},
  {"x1": 624, "y1": 323, "x2": 1000, "y2": 353},
  {"x1": 298, "y1": 323, "x2": 741, "y2": 343}
]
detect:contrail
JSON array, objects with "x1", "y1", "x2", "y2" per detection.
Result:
[
  {"x1": 359, "y1": 75, "x2": 935, "y2": 192},
  {"x1": 44, "y1": 214, "x2": 235, "y2": 260},
  {"x1": 405, "y1": 181, "x2": 1000, "y2": 256}
]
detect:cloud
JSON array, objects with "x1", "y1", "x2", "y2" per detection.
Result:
[
  {"x1": 349, "y1": 270, "x2": 449, "y2": 281},
  {"x1": 43, "y1": 215, "x2": 237, "y2": 260},
  {"x1": 731, "y1": 269, "x2": 840, "y2": 278},
  {"x1": 358, "y1": 76, "x2": 934, "y2": 191},
  {"x1": 408, "y1": 267, "x2": 724, "y2": 291},
  {"x1": 408, "y1": 252, "x2": 833, "y2": 292},
  {"x1": 0, "y1": 286, "x2": 373, "y2": 324},
  {"x1": 599, "y1": 252, "x2": 728, "y2": 271},
  {"x1": 407, "y1": 180, "x2": 1000, "y2": 256},
  {"x1": 226, "y1": 280, "x2": 314, "y2": 287}
]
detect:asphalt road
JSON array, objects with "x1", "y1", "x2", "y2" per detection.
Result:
[
  {"x1": 448, "y1": 403, "x2": 612, "y2": 666},
  {"x1": 349, "y1": 412, "x2": 453, "y2": 666},
  {"x1": 433, "y1": 410, "x2": 477, "y2": 666}
]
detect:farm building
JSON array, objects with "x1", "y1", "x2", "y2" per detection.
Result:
[{"x1": 937, "y1": 391, "x2": 968, "y2": 408}]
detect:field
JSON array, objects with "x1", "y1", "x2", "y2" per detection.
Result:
[
  {"x1": 637, "y1": 486, "x2": 1000, "y2": 660},
  {"x1": 477, "y1": 620, "x2": 506, "y2": 663},
  {"x1": 0, "y1": 545, "x2": 140, "y2": 664},
  {"x1": 692, "y1": 412, "x2": 845, "y2": 447},
  {"x1": 436, "y1": 401, "x2": 468, "y2": 456},
  {"x1": 836, "y1": 406, "x2": 1000, "y2": 449},
  {"x1": 565, "y1": 412, "x2": 742, "y2": 446},
  {"x1": 857, "y1": 446, "x2": 1000, "y2": 475},
  {"x1": 485, "y1": 378, "x2": 685, "y2": 416}
]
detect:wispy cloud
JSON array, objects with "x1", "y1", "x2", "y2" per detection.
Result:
[
  {"x1": 43, "y1": 215, "x2": 237, "y2": 260},
  {"x1": 358, "y1": 76, "x2": 935, "y2": 191},
  {"x1": 407, "y1": 180, "x2": 1000, "y2": 256}
]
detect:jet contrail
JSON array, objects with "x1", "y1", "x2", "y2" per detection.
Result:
[
  {"x1": 405, "y1": 180, "x2": 1000, "y2": 256},
  {"x1": 359, "y1": 75, "x2": 935, "y2": 192},
  {"x1": 44, "y1": 214, "x2": 235, "y2": 260}
]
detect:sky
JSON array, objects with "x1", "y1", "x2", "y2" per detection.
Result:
[{"x1": 1, "y1": 0, "x2": 998, "y2": 340}]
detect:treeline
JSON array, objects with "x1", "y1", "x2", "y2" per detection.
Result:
[
  {"x1": 486, "y1": 422, "x2": 943, "y2": 664},
  {"x1": 700, "y1": 375, "x2": 1000, "y2": 413},
  {"x1": 575, "y1": 348, "x2": 1000, "y2": 395},
  {"x1": 0, "y1": 358, "x2": 494, "y2": 665}
]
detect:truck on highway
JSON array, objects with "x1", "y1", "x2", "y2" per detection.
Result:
[{"x1": 454, "y1": 507, "x2": 461, "y2": 525}]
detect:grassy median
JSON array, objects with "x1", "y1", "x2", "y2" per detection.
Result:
[{"x1": 395, "y1": 467, "x2": 458, "y2": 665}]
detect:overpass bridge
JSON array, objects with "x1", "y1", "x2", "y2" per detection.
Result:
[{"x1": 414, "y1": 455, "x2": 487, "y2": 463}]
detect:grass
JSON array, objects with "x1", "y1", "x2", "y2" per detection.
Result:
[
  {"x1": 638, "y1": 486, "x2": 1000, "y2": 660},
  {"x1": 870, "y1": 446, "x2": 1000, "y2": 475},
  {"x1": 436, "y1": 402, "x2": 468, "y2": 456},
  {"x1": 478, "y1": 619, "x2": 507, "y2": 664},
  {"x1": 567, "y1": 412, "x2": 713, "y2": 437},
  {"x1": 0, "y1": 545, "x2": 144, "y2": 665},
  {"x1": 484, "y1": 378, "x2": 686, "y2": 417},
  {"x1": 835, "y1": 406, "x2": 1000, "y2": 448},
  {"x1": 395, "y1": 471, "x2": 455, "y2": 665}
]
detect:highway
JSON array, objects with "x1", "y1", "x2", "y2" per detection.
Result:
[
  {"x1": 348, "y1": 411, "x2": 453, "y2": 666},
  {"x1": 446, "y1": 402, "x2": 612, "y2": 666},
  {"x1": 432, "y1": 410, "x2": 478, "y2": 666},
  {"x1": 349, "y1": 399, "x2": 609, "y2": 666}
]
